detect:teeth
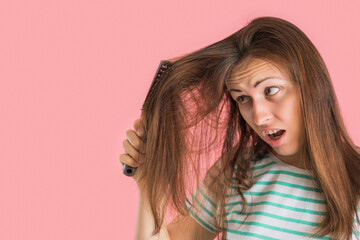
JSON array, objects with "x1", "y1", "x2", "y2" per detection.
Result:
[{"x1": 266, "y1": 129, "x2": 281, "y2": 135}]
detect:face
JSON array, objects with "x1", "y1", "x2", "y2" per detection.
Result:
[{"x1": 226, "y1": 58, "x2": 306, "y2": 168}]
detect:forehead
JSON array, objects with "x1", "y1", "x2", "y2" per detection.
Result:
[{"x1": 226, "y1": 58, "x2": 289, "y2": 86}]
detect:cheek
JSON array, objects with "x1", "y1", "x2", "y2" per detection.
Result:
[
  {"x1": 238, "y1": 104, "x2": 250, "y2": 117},
  {"x1": 239, "y1": 108, "x2": 256, "y2": 129},
  {"x1": 238, "y1": 107, "x2": 249, "y2": 122},
  {"x1": 282, "y1": 95, "x2": 303, "y2": 134}
]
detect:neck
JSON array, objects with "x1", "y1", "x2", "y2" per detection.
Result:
[{"x1": 269, "y1": 148, "x2": 308, "y2": 170}]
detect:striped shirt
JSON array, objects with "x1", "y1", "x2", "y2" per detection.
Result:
[{"x1": 186, "y1": 151, "x2": 360, "y2": 240}]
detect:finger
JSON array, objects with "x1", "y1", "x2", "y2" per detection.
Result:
[
  {"x1": 133, "y1": 119, "x2": 145, "y2": 136},
  {"x1": 122, "y1": 139, "x2": 145, "y2": 164},
  {"x1": 125, "y1": 129, "x2": 146, "y2": 154},
  {"x1": 119, "y1": 153, "x2": 140, "y2": 168}
]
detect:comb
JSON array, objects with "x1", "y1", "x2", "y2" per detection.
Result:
[{"x1": 122, "y1": 60, "x2": 173, "y2": 176}]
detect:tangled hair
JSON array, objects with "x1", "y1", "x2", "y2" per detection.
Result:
[{"x1": 136, "y1": 16, "x2": 360, "y2": 239}]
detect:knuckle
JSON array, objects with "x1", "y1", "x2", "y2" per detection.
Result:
[
  {"x1": 119, "y1": 154, "x2": 128, "y2": 164},
  {"x1": 133, "y1": 138, "x2": 142, "y2": 151},
  {"x1": 125, "y1": 129, "x2": 132, "y2": 138},
  {"x1": 120, "y1": 146, "x2": 143, "y2": 166},
  {"x1": 140, "y1": 143, "x2": 146, "y2": 153},
  {"x1": 134, "y1": 119, "x2": 144, "y2": 135},
  {"x1": 126, "y1": 130, "x2": 138, "y2": 144},
  {"x1": 122, "y1": 139, "x2": 128, "y2": 148},
  {"x1": 119, "y1": 154, "x2": 127, "y2": 163},
  {"x1": 133, "y1": 119, "x2": 141, "y2": 129},
  {"x1": 131, "y1": 151, "x2": 140, "y2": 161},
  {"x1": 120, "y1": 153, "x2": 139, "y2": 167}
]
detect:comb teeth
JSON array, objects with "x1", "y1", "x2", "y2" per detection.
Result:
[
  {"x1": 124, "y1": 60, "x2": 172, "y2": 178},
  {"x1": 141, "y1": 60, "x2": 173, "y2": 111}
]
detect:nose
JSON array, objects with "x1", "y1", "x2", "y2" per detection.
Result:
[{"x1": 253, "y1": 99, "x2": 273, "y2": 127}]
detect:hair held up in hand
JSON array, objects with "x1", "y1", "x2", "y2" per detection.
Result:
[{"x1": 136, "y1": 16, "x2": 360, "y2": 240}]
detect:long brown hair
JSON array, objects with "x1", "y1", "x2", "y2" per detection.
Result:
[{"x1": 136, "y1": 16, "x2": 360, "y2": 239}]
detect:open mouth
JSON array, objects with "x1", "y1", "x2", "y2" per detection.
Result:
[
  {"x1": 264, "y1": 130, "x2": 286, "y2": 146},
  {"x1": 267, "y1": 130, "x2": 286, "y2": 140}
]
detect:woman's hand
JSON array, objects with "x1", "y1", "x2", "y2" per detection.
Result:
[{"x1": 119, "y1": 118, "x2": 146, "y2": 183}]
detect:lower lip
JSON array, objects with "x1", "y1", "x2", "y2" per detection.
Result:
[{"x1": 265, "y1": 130, "x2": 286, "y2": 146}]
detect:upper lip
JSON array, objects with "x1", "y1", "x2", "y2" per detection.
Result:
[{"x1": 261, "y1": 128, "x2": 285, "y2": 136}]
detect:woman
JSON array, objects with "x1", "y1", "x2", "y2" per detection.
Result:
[{"x1": 120, "y1": 16, "x2": 360, "y2": 239}]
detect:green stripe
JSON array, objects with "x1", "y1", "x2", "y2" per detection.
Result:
[
  {"x1": 225, "y1": 200, "x2": 326, "y2": 216},
  {"x1": 251, "y1": 161, "x2": 277, "y2": 170},
  {"x1": 353, "y1": 231, "x2": 359, "y2": 236},
  {"x1": 224, "y1": 228, "x2": 281, "y2": 240},
  {"x1": 226, "y1": 191, "x2": 326, "y2": 204},
  {"x1": 191, "y1": 193, "x2": 214, "y2": 218},
  {"x1": 231, "y1": 169, "x2": 314, "y2": 186},
  {"x1": 224, "y1": 210, "x2": 320, "y2": 226},
  {"x1": 254, "y1": 170, "x2": 314, "y2": 180},
  {"x1": 229, "y1": 180, "x2": 320, "y2": 192},
  {"x1": 224, "y1": 220, "x2": 333, "y2": 240},
  {"x1": 252, "y1": 180, "x2": 320, "y2": 192},
  {"x1": 187, "y1": 207, "x2": 217, "y2": 233},
  {"x1": 198, "y1": 186, "x2": 216, "y2": 208}
]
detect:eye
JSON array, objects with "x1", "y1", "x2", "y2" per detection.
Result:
[
  {"x1": 236, "y1": 95, "x2": 250, "y2": 104},
  {"x1": 235, "y1": 86, "x2": 280, "y2": 104},
  {"x1": 265, "y1": 86, "x2": 280, "y2": 95}
]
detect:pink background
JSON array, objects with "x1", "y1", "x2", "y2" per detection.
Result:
[{"x1": 0, "y1": 0, "x2": 359, "y2": 239}]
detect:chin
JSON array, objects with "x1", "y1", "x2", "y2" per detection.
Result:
[{"x1": 270, "y1": 146, "x2": 301, "y2": 157}]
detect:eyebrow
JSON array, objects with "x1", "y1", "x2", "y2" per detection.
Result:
[{"x1": 229, "y1": 77, "x2": 279, "y2": 93}]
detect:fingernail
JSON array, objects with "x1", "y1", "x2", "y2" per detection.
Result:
[{"x1": 137, "y1": 129, "x2": 144, "y2": 136}]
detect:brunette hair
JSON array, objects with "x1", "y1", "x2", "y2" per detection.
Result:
[{"x1": 136, "y1": 16, "x2": 360, "y2": 239}]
